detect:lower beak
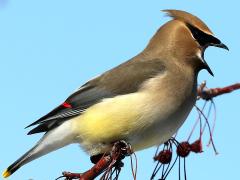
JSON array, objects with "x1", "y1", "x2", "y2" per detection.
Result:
[
  {"x1": 201, "y1": 47, "x2": 214, "y2": 76},
  {"x1": 203, "y1": 59, "x2": 214, "y2": 76}
]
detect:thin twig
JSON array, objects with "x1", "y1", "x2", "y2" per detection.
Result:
[{"x1": 198, "y1": 82, "x2": 240, "y2": 100}]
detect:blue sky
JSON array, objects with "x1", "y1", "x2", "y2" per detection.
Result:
[{"x1": 0, "y1": 0, "x2": 239, "y2": 179}]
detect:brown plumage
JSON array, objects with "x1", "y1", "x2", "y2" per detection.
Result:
[{"x1": 3, "y1": 10, "x2": 228, "y2": 178}]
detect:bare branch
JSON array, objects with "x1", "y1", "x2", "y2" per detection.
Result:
[{"x1": 198, "y1": 82, "x2": 240, "y2": 100}]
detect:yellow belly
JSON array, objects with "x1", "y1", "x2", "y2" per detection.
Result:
[
  {"x1": 70, "y1": 88, "x2": 195, "y2": 155},
  {"x1": 71, "y1": 93, "x2": 147, "y2": 144}
]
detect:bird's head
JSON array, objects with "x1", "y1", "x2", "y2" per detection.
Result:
[{"x1": 145, "y1": 9, "x2": 229, "y2": 76}]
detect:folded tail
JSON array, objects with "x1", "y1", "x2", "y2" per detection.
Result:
[
  {"x1": 3, "y1": 145, "x2": 38, "y2": 178},
  {"x1": 3, "y1": 121, "x2": 74, "y2": 178}
]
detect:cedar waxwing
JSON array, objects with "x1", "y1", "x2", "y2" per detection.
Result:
[{"x1": 3, "y1": 9, "x2": 228, "y2": 178}]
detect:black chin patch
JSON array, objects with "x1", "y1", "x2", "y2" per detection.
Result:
[{"x1": 186, "y1": 23, "x2": 220, "y2": 47}]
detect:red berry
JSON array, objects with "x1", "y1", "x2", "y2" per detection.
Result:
[
  {"x1": 177, "y1": 142, "x2": 191, "y2": 157},
  {"x1": 190, "y1": 139, "x2": 203, "y2": 153},
  {"x1": 154, "y1": 150, "x2": 172, "y2": 164}
]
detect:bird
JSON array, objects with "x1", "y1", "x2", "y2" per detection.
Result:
[{"x1": 3, "y1": 9, "x2": 228, "y2": 178}]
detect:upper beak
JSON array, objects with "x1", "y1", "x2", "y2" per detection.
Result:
[{"x1": 211, "y1": 42, "x2": 229, "y2": 51}]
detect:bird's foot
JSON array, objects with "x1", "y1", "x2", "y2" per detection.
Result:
[
  {"x1": 56, "y1": 140, "x2": 132, "y2": 180},
  {"x1": 111, "y1": 140, "x2": 133, "y2": 160}
]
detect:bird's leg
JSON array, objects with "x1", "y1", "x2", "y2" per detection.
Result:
[{"x1": 56, "y1": 140, "x2": 132, "y2": 180}]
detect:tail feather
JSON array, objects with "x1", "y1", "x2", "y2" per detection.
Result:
[
  {"x1": 3, "y1": 121, "x2": 74, "y2": 178},
  {"x1": 3, "y1": 146, "x2": 37, "y2": 178}
]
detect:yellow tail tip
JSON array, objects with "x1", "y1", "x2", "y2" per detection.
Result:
[{"x1": 2, "y1": 169, "x2": 11, "y2": 178}]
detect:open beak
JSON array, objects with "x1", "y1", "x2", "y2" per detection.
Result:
[{"x1": 202, "y1": 39, "x2": 229, "y2": 76}]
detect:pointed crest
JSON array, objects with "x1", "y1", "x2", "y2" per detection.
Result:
[{"x1": 162, "y1": 9, "x2": 213, "y2": 35}]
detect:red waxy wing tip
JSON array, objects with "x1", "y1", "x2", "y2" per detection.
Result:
[{"x1": 62, "y1": 102, "x2": 72, "y2": 108}]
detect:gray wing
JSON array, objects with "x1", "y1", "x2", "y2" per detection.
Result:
[{"x1": 26, "y1": 57, "x2": 166, "y2": 135}]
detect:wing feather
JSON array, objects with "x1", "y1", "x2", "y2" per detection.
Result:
[{"x1": 26, "y1": 57, "x2": 166, "y2": 134}]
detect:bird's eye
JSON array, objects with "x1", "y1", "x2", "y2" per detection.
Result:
[{"x1": 186, "y1": 23, "x2": 220, "y2": 47}]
